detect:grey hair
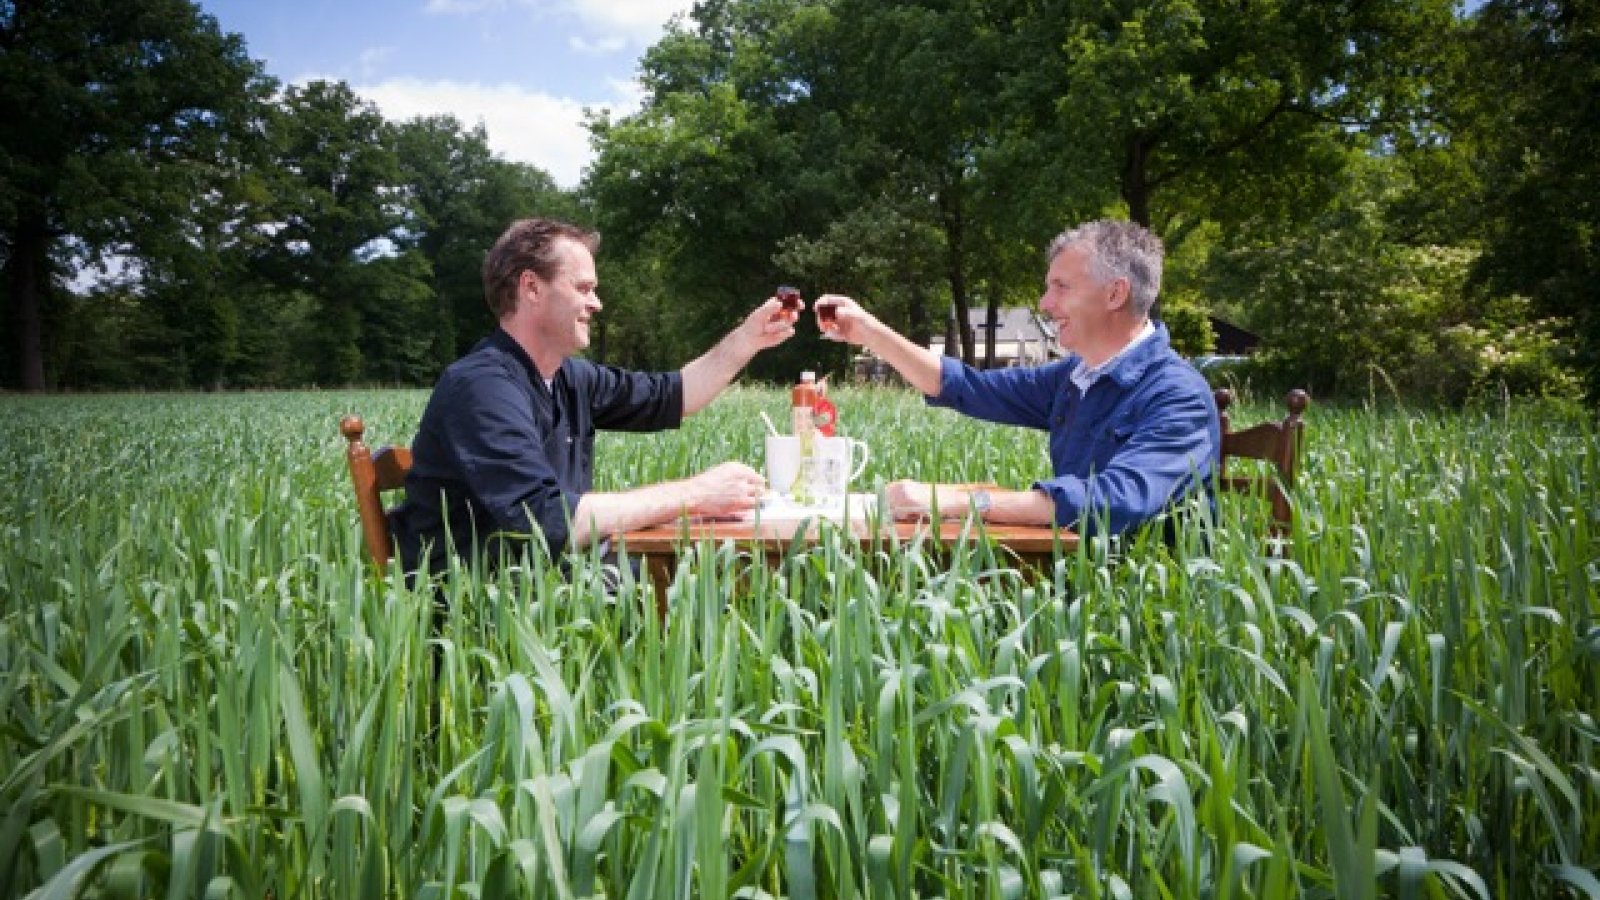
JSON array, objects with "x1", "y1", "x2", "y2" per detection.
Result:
[{"x1": 1045, "y1": 219, "x2": 1164, "y2": 317}]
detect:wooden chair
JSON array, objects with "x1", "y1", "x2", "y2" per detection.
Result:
[
  {"x1": 340, "y1": 415, "x2": 412, "y2": 568},
  {"x1": 1213, "y1": 388, "x2": 1310, "y2": 539}
]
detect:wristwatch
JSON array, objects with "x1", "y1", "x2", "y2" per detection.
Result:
[{"x1": 969, "y1": 489, "x2": 993, "y2": 516}]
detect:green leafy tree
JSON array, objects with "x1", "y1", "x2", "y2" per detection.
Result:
[
  {"x1": 825, "y1": 0, "x2": 1037, "y2": 365},
  {"x1": 248, "y1": 80, "x2": 428, "y2": 385},
  {"x1": 1212, "y1": 151, "x2": 1579, "y2": 402},
  {"x1": 774, "y1": 198, "x2": 946, "y2": 373},
  {"x1": 590, "y1": 0, "x2": 1462, "y2": 376},
  {"x1": 1462, "y1": 0, "x2": 1600, "y2": 398},
  {"x1": 1005, "y1": 0, "x2": 1462, "y2": 328},
  {"x1": 126, "y1": 154, "x2": 280, "y2": 388},
  {"x1": 1212, "y1": 155, "x2": 1428, "y2": 396},
  {"x1": 586, "y1": 0, "x2": 863, "y2": 379},
  {"x1": 0, "y1": 0, "x2": 271, "y2": 390},
  {"x1": 1057, "y1": 0, "x2": 1458, "y2": 223},
  {"x1": 393, "y1": 115, "x2": 576, "y2": 369}
]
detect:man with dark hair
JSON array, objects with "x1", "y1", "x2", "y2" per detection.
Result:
[
  {"x1": 390, "y1": 217, "x2": 796, "y2": 574},
  {"x1": 816, "y1": 219, "x2": 1219, "y2": 536}
]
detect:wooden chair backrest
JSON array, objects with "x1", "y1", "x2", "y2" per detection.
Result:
[
  {"x1": 340, "y1": 415, "x2": 413, "y2": 567},
  {"x1": 1213, "y1": 388, "x2": 1309, "y2": 536}
]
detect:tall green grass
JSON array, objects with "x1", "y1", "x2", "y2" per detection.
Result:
[{"x1": 1, "y1": 387, "x2": 1595, "y2": 898}]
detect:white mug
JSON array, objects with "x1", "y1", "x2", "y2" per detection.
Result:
[
  {"x1": 811, "y1": 436, "x2": 870, "y2": 497},
  {"x1": 765, "y1": 435, "x2": 802, "y2": 496}
]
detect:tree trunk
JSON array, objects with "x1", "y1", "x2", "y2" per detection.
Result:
[
  {"x1": 984, "y1": 292, "x2": 1001, "y2": 369},
  {"x1": 7, "y1": 221, "x2": 50, "y2": 392},
  {"x1": 938, "y1": 180, "x2": 974, "y2": 365},
  {"x1": 907, "y1": 279, "x2": 928, "y2": 349},
  {"x1": 1121, "y1": 134, "x2": 1153, "y2": 228},
  {"x1": 1121, "y1": 136, "x2": 1160, "y2": 320}
]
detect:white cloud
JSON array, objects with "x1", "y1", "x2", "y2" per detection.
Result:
[
  {"x1": 423, "y1": 0, "x2": 695, "y2": 47},
  {"x1": 569, "y1": 34, "x2": 627, "y2": 55},
  {"x1": 563, "y1": 0, "x2": 695, "y2": 43},
  {"x1": 358, "y1": 47, "x2": 396, "y2": 80},
  {"x1": 604, "y1": 76, "x2": 647, "y2": 112},
  {"x1": 355, "y1": 77, "x2": 630, "y2": 187}
]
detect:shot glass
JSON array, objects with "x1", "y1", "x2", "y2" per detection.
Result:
[
  {"x1": 776, "y1": 285, "x2": 802, "y2": 313},
  {"x1": 816, "y1": 299, "x2": 838, "y2": 329}
]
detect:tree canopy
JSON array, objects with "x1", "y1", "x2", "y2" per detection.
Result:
[
  {"x1": 2, "y1": 0, "x2": 1594, "y2": 403},
  {"x1": 1, "y1": 0, "x2": 271, "y2": 390}
]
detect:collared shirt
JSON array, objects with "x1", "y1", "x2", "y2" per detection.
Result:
[
  {"x1": 928, "y1": 321, "x2": 1219, "y2": 536},
  {"x1": 390, "y1": 328, "x2": 683, "y2": 573},
  {"x1": 1069, "y1": 319, "x2": 1156, "y2": 395}
]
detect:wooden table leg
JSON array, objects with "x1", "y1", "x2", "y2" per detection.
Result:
[{"x1": 644, "y1": 553, "x2": 672, "y2": 622}]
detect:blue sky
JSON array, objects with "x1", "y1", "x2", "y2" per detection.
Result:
[{"x1": 196, "y1": 0, "x2": 698, "y2": 187}]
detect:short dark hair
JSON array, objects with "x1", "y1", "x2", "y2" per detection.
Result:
[{"x1": 482, "y1": 218, "x2": 600, "y2": 319}]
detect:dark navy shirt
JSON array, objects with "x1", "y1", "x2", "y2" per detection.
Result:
[
  {"x1": 390, "y1": 328, "x2": 683, "y2": 572},
  {"x1": 928, "y1": 322, "x2": 1219, "y2": 536}
]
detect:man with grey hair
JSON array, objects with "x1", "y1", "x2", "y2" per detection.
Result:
[{"x1": 816, "y1": 218, "x2": 1219, "y2": 536}]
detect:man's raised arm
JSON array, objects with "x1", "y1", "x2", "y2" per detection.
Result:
[{"x1": 679, "y1": 297, "x2": 797, "y2": 416}]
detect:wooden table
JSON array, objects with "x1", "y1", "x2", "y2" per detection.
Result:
[{"x1": 614, "y1": 495, "x2": 1076, "y2": 619}]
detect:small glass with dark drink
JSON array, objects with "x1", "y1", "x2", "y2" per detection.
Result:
[
  {"x1": 816, "y1": 299, "x2": 838, "y2": 329},
  {"x1": 776, "y1": 285, "x2": 802, "y2": 313}
]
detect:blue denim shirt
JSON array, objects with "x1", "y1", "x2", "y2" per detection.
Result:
[
  {"x1": 929, "y1": 322, "x2": 1219, "y2": 536},
  {"x1": 390, "y1": 328, "x2": 682, "y2": 572}
]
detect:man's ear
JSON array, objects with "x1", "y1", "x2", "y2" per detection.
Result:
[
  {"x1": 1105, "y1": 277, "x2": 1131, "y2": 312},
  {"x1": 518, "y1": 269, "x2": 542, "y2": 308}
]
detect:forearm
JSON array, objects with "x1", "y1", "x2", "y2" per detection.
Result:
[
  {"x1": 978, "y1": 488, "x2": 1057, "y2": 525},
  {"x1": 566, "y1": 460, "x2": 767, "y2": 546},
  {"x1": 679, "y1": 330, "x2": 755, "y2": 416},
  {"x1": 861, "y1": 321, "x2": 944, "y2": 397},
  {"x1": 567, "y1": 481, "x2": 695, "y2": 548},
  {"x1": 890, "y1": 481, "x2": 1056, "y2": 525}
]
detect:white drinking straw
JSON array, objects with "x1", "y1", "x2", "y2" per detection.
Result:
[{"x1": 759, "y1": 410, "x2": 781, "y2": 437}]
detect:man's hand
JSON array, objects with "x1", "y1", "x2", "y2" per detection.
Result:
[
  {"x1": 686, "y1": 461, "x2": 768, "y2": 518},
  {"x1": 681, "y1": 298, "x2": 798, "y2": 416},
  {"x1": 887, "y1": 480, "x2": 1056, "y2": 525},
  {"x1": 813, "y1": 293, "x2": 944, "y2": 396},
  {"x1": 569, "y1": 462, "x2": 766, "y2": 545},
  {"x1": 813, "y1": 293, "x2": 880, "y2": 346},
  {"x1": 733, "y1": 297, "x2": 800, "y2": 355},
  {"x1": 885, "y1": 479, "x2": 939, "y2": 520}
]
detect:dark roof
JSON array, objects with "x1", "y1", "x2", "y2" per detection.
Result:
[{"x1": 1209, "y1": 317, "x2": 1260, "y2": 354}]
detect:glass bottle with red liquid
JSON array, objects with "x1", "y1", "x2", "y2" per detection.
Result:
[{"x1": 791, "y1": 370, "x2": 817, "y2": 503}]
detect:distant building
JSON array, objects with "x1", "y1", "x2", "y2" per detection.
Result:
[
  {"x1": 927, "y1": 307, "x2": 1061, "y2": 368},
  {"x1": 853, "y1": 310, "x2": 1261, "y2": 380}
]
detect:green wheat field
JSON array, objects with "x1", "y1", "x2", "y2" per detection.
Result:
[{"x1": 2, "y1": 387, "x2": 1596, "y2": 899}]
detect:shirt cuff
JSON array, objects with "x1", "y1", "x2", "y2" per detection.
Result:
[{"x1": 1031, "y1": 476, "x2": 1088, "y2": 530}]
